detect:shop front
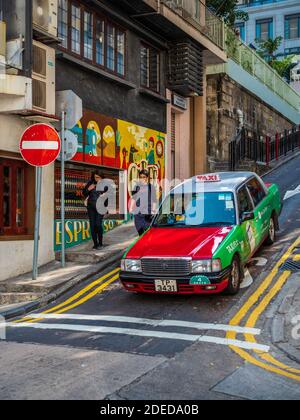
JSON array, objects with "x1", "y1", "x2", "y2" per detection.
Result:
[{"x1": 54, "y1": 109, "x2": 166, "y2": 251}]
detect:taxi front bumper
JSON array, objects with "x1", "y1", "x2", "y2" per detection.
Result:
[{"x1": 120, "y1": 268, "x2": 231, "y2": 295}]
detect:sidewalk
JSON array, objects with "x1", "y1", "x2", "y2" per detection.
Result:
[
  {"x1": 266, "y1": 272, "x2": 300, "y2": 365},
  {"x1": 0, "y1": 222, "x2": 137, "y2": 320}
]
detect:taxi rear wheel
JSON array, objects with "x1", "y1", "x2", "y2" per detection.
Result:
[
  {"x1": 265, "y1": 216, "x2": 276, "y2": 246},
  {"x1": 225, "y1": 256, "x2": 241, "y2": 296}
]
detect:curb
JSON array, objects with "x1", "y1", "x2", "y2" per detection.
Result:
[
  {"x1": 261, "y1": 150, "x2": 300, "y2": 178},
  {"x1": 269, "y1": 275, "x2": 300, "y2": 365},
  {"x1": 0, "y1": 250, "x2": 124, "y2": 321}
]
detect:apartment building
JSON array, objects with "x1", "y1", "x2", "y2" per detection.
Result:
[{"x1": 237, "y1": 0, "x2": 300, "y2": 57}]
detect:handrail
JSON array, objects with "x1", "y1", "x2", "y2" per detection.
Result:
[{"x1": 224, "y1": 27, "x2": 300, "y2": 111}]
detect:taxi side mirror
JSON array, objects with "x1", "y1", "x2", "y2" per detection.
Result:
[{"x1": 241, "y1": 212, "x2": 255, "y2": 223}]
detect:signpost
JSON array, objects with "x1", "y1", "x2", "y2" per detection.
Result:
[
  {"x1": 20, "y1": 124, "x2": 61, "y2": 280},
  {"x1": 56, "y1": 91, "x2": 83, "y2": 268}
]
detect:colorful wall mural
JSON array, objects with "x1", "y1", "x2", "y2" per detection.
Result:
[
  {"x1": 54, "y1": 110, "x2": 166, "y2": 251},
  {"x1": 70, "y1": 110, "x2": 166, "y2": 191}
]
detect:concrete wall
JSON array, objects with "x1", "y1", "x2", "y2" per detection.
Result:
[
  {"x1": 207, "y1": 74, "x2": 294, "y2": 162},
  {"x1": 0, "y1": 115, "x2": 55, "y2": 281}
]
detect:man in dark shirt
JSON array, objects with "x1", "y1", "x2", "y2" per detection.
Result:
[{"x1": 130, "y1": 169, "x2": 158, "y2": 236}]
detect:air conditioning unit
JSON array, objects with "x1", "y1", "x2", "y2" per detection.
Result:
[
  {"x1": 33, "y1": 0, "x2": 58, "y2": 38},
  {"x1": 32, "y1": 40, "x2": 55, "y2": 115}
]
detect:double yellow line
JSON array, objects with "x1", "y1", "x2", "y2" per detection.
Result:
[
  {"x1": 227, "y1": 236, "x2": 300, "y2": 382},
  {"x1": 15, "y1": 267, "x2": 120, "y2": 324}
]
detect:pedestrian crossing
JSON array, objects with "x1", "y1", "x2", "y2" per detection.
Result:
[{"x1": 1, "y1": 313, "x2": 270, "y2": 353}]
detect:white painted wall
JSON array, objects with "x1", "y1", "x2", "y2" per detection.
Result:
[
  {"x1": 239, "y1": 0, "x2": 300, "y2": 57},
  {"x1": 0, "y1": 115, "x2": 55, "y2": 281}
]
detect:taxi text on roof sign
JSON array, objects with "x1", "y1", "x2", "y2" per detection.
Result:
[{"x1": 196, "y1": 174, "x2": 221, "y2": 183}]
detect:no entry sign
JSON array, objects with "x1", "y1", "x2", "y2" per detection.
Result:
[{"x1": 20, "y1": 123, "x2": 61, "y2": 167}]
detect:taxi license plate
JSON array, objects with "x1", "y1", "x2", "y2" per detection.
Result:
[{"x1": 155, "y1": 280, "x2": 178, "y2": 293}]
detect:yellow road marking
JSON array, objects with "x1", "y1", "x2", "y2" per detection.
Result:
[
  {"x1": 24, "y1": 274, "x2": 119, "y2": 323},
  {"x1": 260, "y1": 354, "x2": 300, "y2": 375},
  {"x1": 227, "y1": 236, "x2": 300, "y2": 380},
  {"x1": 246, "y1": 271, "x2": 291, "y2": 330},
  {"x1": 15, "y1": 268, "x2": 120, "y2": 324},
  {"x1": 228, "y1": 346, "x2": 300, "y2": 382},
  {"x1": 230, "y1": 236, "x2": 300, "y2": 328},
  {"x1": 293, "y1": 254, "x2": 300, "y2": 262}
]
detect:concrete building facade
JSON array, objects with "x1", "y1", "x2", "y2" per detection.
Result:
[{"x1": 237, "y1": 0, "x2": 300, "y2": 57}]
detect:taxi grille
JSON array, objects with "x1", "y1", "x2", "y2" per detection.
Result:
[{"x1": 141, "y1": 258, "x2": 191, "y2": 277}]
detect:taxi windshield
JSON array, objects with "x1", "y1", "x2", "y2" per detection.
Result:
[{"x1": 153, "y1": 192, "x2": 236, "y2": 228}]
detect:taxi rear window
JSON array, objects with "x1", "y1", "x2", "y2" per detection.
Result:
[{"x1": 153, "y1": 192, "x2": 236, "y2": 228}]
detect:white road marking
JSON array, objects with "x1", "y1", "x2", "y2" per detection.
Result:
[
  {"x1": 284, "y1": 185, "x2": 300, "y2": 201},
  {"x1": 4, "y1": 322, "x2": 270, "y2": 352},
  {"x1": 240, "y1": 269, "x2": 254, "y2": 289},
  {"x1": 250, "y1": 257, "x2": 268, "y2": 267},
  {"x1": 21, "y1": 141, "x2": 59, "y2": 150},
  {"x1": 25, "y1": 313, "x2": 261, "y2": 335}
]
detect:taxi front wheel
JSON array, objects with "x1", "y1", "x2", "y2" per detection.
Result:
[
  {"x1": 265, "y1": 216, "x2": 276, "y2": 246},
  {"x1": 225, "y1": 257, "x2": 242, "y2": 296}
]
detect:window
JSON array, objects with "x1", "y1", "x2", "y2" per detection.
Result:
[
  {"x1": 84, "y1": 11, "x2": 93, "y2": 60},
  {"x1": 256, "y1": 19, "x2": 273, "y2": 41},
  {"x1": 107, "y1": 24, "x2": 115, "y2": 71},
  {"x1": 235, "y1": 23, "x2": 246, "y2": 42},
  {"x1": 58, "y1": 0, "x2": 68, "y2": 49},
  {"x1": 117, "y1": 29, "x2": 125, "y2": 76},
  {"x1": 58, "y1": 1, "x2": 126, "y2": 77},
  {"x1": 246, "y1": 178, "x2": 267, "y2": 207},
  {"x1": 71, "y1": 3, "x2": 81, "y2": 55},
  {"x1": 96, "y1": 18, "x2": 104, "y2": 66},
  {"x1": 140, "y1": 44, "x2": 160, "y2": 93},
  {"x1": 285, "y1": 15, "x2": 300, "y2": 40},
  {"x1": 0, "y1": 159, "x2": 29, "y2": 236},
  {"x1": 238, "y1": 186, "x2": 253, "y2": 220}
]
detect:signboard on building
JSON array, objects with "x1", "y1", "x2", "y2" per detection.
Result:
[{"x1": 172, "y1": 94, "x2": 188, "y2": 110}]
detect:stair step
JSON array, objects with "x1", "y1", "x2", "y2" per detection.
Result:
[{"x1": 0, "y1": 292, "x2": 43, "y2": 305}]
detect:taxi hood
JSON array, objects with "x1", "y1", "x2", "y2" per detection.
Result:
[{"x1": 126, "y1": 226, "x2": 233, "y2": 260}]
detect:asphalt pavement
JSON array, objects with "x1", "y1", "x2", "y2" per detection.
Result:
[{"x1": 1, "y1": 157, "x2": 300, "y2": 400}]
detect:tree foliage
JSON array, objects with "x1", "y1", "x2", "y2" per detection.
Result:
[
  {"x1": 256, "y1": 37, "x2": 295, "y2": 79},
  {"x1": 207, "y1": 0, "x2": 248, "y2": 27}
]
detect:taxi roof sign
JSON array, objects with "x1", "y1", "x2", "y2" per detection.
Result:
[{"x1": 196, "y1": 174, "x2": 221, "y2": 183}]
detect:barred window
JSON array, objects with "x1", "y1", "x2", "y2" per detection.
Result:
[{"x1": 140, "y1": 44, "x2": 160, "y2": 93}]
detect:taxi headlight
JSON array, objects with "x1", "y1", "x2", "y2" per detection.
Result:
[
  {"x1": 121, "y1": 259, "x2": 142, "y2": 273},
  {"x1": 192, "y1": 259, "x2": 222, "y2": 273}
]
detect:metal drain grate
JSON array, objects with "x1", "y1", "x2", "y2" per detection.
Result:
[{"x1": 280, "y1": 259, "x2": 300, "y2": 272}]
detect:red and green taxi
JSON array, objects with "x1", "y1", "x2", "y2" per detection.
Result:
[{"x1": 120, "y1": 172, "x2": 282, "y2": 295}]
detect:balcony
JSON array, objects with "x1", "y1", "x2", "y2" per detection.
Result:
[
  {"x1": 113, "y1": 0, "x2": 226, "y2": 64},
  {"x1": 160, "y1": 0, "x2": 225, "y2": 50}
]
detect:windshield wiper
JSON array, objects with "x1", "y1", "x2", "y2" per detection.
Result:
[{"x1": 197, "y1": 222, "x2": 234, "y2": 227}]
